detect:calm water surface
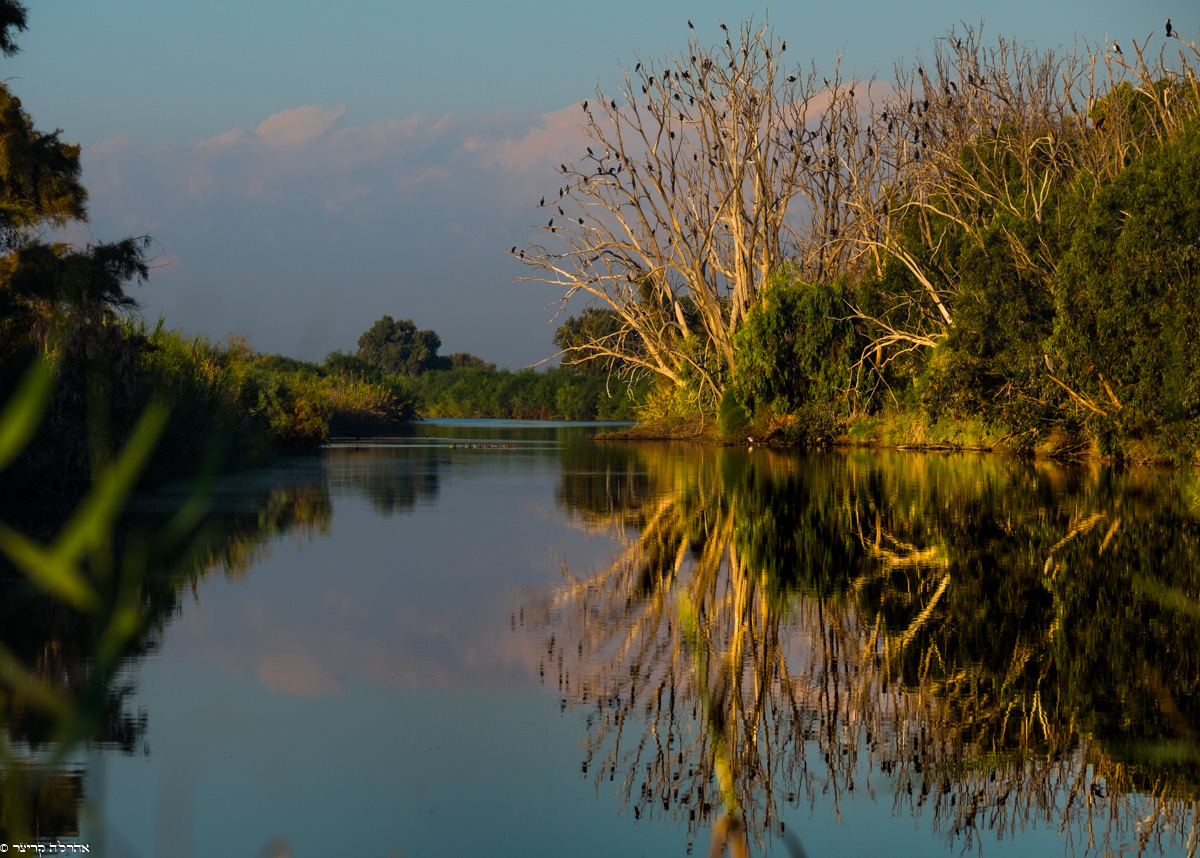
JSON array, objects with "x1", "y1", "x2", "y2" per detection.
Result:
[{"x1": 8, "y1": 420, "x2": 1200, "y2": 857}]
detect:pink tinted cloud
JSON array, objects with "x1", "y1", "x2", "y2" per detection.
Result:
[
  {"x1": 255, "y1": 104, "x2": 347, "y2": 147},
  {"x1": 462, "y1": 104, "x2": 585, "y2": 172}
]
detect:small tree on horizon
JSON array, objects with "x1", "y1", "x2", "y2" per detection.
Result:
[{"x1": 355, "y1": 315, "x2": 442, "y2": 377}]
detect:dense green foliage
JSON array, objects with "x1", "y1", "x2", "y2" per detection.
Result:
[
  {"x1": 1050, "y1": 120, "x2": 1200, "y2": 458},
  {"x1": 411, "y1": 365, "x2": 645, "y2": 421},
  {"x1": 730, "y1": 271, "x2": 861, "y2": 440}
]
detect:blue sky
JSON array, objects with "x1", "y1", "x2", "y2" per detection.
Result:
[{"x1": 4, "y1": 0, "x2": 1180, "y2": 367}]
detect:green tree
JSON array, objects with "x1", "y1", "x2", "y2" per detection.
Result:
[
  {"x1": 553, "y1": 307, "x2": 630, "y2": 376},
  {"x1": 0, "y1": 82, "x2": 151, "y2": 370},
  {"x1": 1050, "y1": 117, "x2": 1200, "y2": 458},
  {"x1": 730, "y1": 270, "x2": 860, "y2": 423},
  {"x1": 0, "y1": 1, "x2": 24, "y2": 57},
  {"x1": 355, "y1": 315, "x2": 441, "y2": 378},
  {"x1": 437, "y1": 352, "x2": 496, "y2": 371}
]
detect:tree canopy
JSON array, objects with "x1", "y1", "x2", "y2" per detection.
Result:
[{"x1": 355, "y1": 315, "x2": 442, "y2": 377}]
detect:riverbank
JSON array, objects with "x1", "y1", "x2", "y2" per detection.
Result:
[{"x1": 595, "y1": 410, "x2": 1184, "y2": 466}]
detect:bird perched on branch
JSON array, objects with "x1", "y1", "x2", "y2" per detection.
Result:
[
  {"x1": 1112, "y1": 40, "x2": 1123, "y2": 56},
  {"x1": 1166, "y1": 18, "x2": 1173, "y2": 37}
]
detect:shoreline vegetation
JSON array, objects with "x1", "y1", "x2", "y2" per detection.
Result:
[{"x1": 512, "y1": 20, "x2": 1200, "y2": 469}]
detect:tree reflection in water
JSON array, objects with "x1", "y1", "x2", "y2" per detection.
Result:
[{"x1": 534, "y1": 444, "x2": 1200, "y2": 856}]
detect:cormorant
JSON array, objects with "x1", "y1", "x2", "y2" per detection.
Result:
[
  {"x1": 1167, "y1": 18, "x2": 1173, "y2": 37},
  {"x1": 688, "y1": 19, "x2": 693, "y2": 29}
]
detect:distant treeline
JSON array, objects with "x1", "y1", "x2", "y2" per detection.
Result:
[{"x1": 320, "y1": 313, "x2": 647, "y2": 425}]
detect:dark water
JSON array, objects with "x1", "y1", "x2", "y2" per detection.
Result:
[{"x1": 3, "y1": 420, "x2": 1199, "y2": 857}]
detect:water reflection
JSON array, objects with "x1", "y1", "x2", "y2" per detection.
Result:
[
  {"x1": 538, "y1": 445, "x2": 1200, "y2": 856},
  {"x1": 324, "y1": 445, "x2": 439, "y2": 516},
  {"x1": 0, "y1": 470, "x2": 332, "y2": 842}
]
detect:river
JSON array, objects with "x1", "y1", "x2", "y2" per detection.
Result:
[{"x1": 3, "y1": 419, "x2": 1199, "y2": 857}]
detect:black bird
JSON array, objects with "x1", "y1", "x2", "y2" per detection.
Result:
[
  {"x1": 582, "y1": 100, "x2": 588, "y2": 110},
  {"x1": 548, "y1": 219, "x2": 553, "y2": 227},
  {"x1": 510, "y1": 246, "x2": 516, "y2": 253},
  {"x1": 688, "y1": 18, "x2": 694, "y2": 28},
  {"x1": 561, "y1": 163, "x2": 567, "y2": 173},
  {"x1": 1112, "y1": 40, "x2": 1123, "y2": 56},
  {"x1": 720, "y1": 22, "x2": 727, "y2": 31},
  {"x1": 787, "y1": 75, "x2": 796, "y2": 82},
  {"x1": 635, "y1": 62, "x2": 641, "y2": 72},
  {"x1": 557, "y1": 206, "x2": 564, "y2": 215},
  {"x1": 578, "y1": 218, "x2": 584, "y2": 225},
  {"x1": 1167, "y1": 18, "x2": 1173, "y2": 37},
  {"x1": 539, "y1": 196, "x2": 545, "y2": 207},
  {"x1": 781, "y1": 40, "x2": 786, "y2": 51}
]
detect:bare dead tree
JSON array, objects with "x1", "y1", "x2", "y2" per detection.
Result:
[{"x1": 515, "y1": 18, "x2": 874, "y2": 402}]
